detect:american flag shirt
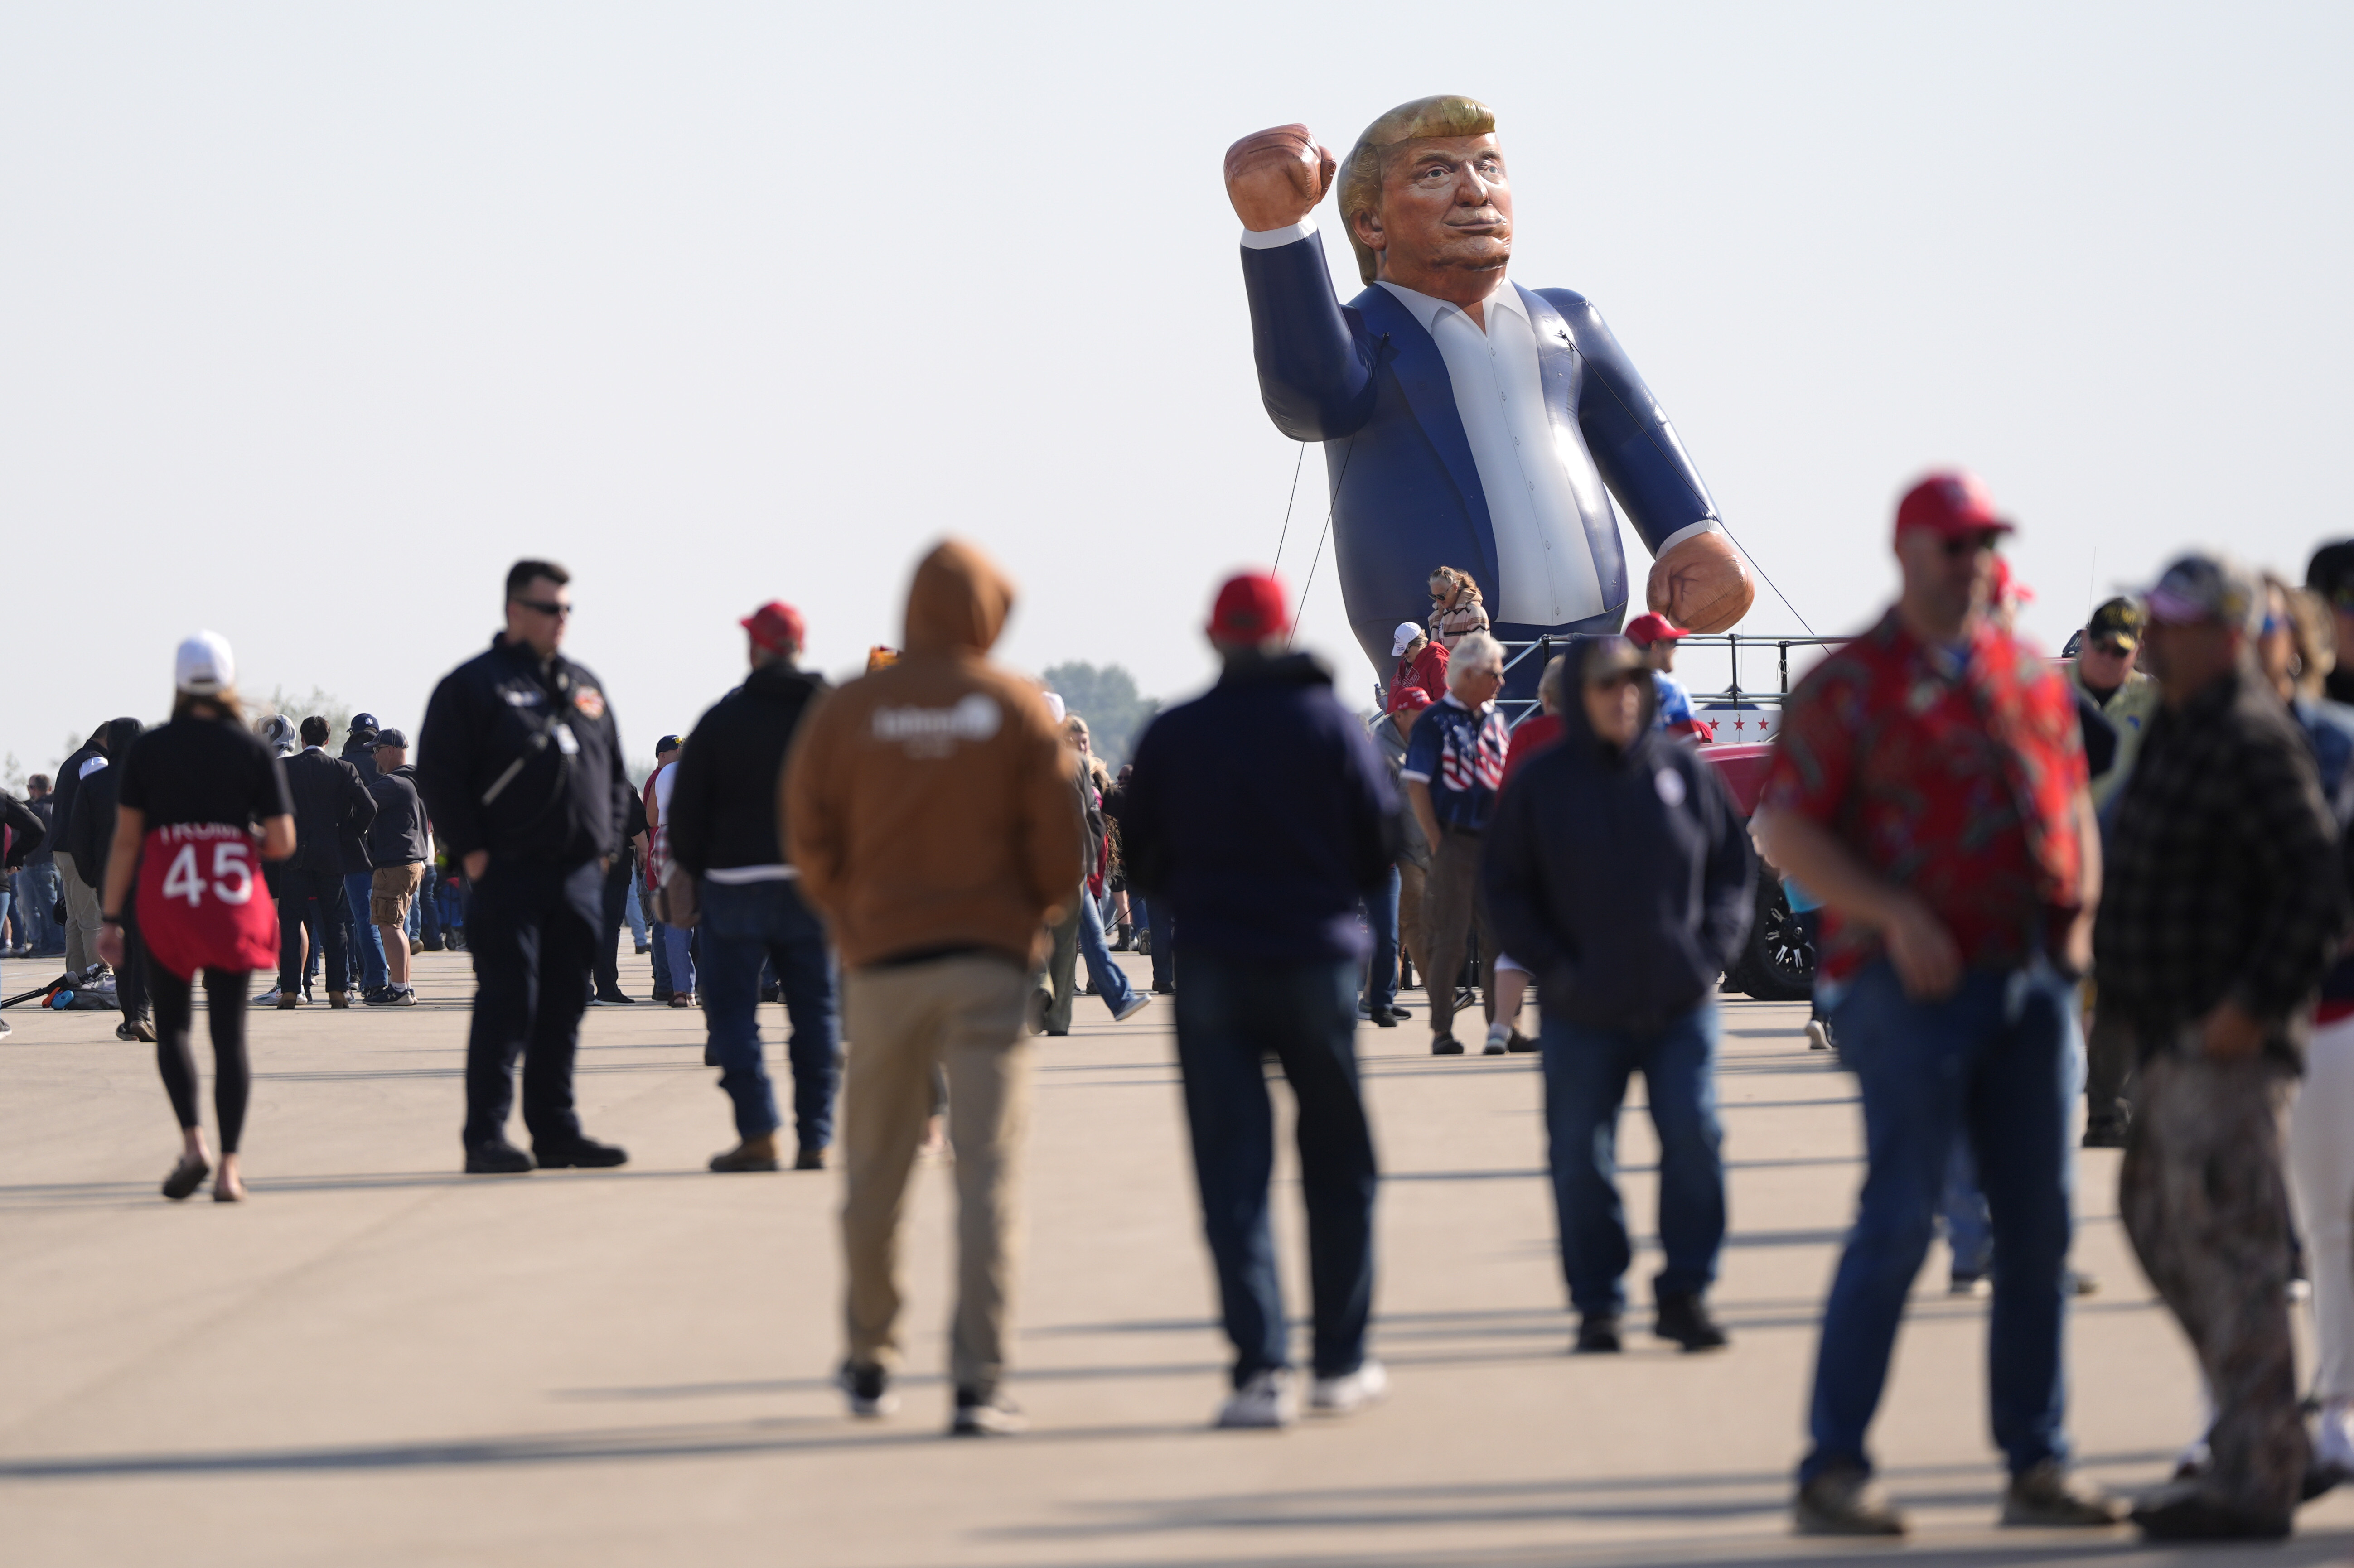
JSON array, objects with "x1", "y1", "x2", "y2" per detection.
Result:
[{"x1": 1401, "y1": 694, "x2": 1511, "y2": 833}]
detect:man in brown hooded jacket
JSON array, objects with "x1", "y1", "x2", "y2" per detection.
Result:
[{"x1": 784, "y1": 539, "x2": 1083, "y2": 1436}]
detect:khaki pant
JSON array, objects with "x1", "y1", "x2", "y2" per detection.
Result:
[
  {"x1": 841, "y1": 955, "x2": 1033, "y2": 1394},
  {"x1": 1420, "y1": 829, "x2": 1494, "y2": 1042},
  {"x1": 2122, "y1": 1046, "x2": 2307, "y2": 1522},
  {"x1": 53, "y1": 850, "x2": 102, "y2": 975}
]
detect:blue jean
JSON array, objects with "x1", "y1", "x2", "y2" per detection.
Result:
[
  {"x1": 650, "y1": 917, "x2": 672, "y2": 992},
  {"x1": 698, "y1": 878, "x2": 841, "y2": 1148},
  {"x1": 1360, "y1": 866, "x2": 1400, "y2": 1011},
  {"x1": 343, "y1": 870, "x2": 388, "y2": 990},
  {"x1": 662, "y1": 920, "x2": 696, "y2": 998},
  {"x1": 19, "y1": 861, "x2": 63, "y2": 953},
  {"x1": 1075, "y1": 885, "x2": 1137, "y2": 1013},
  {"x1": 1541, "y1": 1001, "x2": 1726, "y2": 1318},
  {"x1": 624, "y1": 879, "x2": 648, "y2": 946},
  {"x1": 1135, "y1": 894, "x2": 1175, "y2": 991},
  {"x1": 1802, "y1": 958, "x2": 2077, "y2": 1483},
  {"x1": 1172, "y1": 951, "x2": 1377, "y2": 1384},
  {"x1": 1944, "y1": 1142, "x2": 1993, "y2": 1279}
]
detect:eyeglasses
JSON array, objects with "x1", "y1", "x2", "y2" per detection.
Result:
[
  {"x1": 1941, "y1": 533, "x2": 2003, "y2": 560},
  {"x1": 2086, "y1": 639, "x2": 2133, "y2": 658},
  {"x1": 512, "y1": 598, "x2": 573, "y2": 618}
]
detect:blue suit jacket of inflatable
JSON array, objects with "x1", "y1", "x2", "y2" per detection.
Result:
[{"x1": 1241, "y1": 228, "x2": 1721, "y2": 675}]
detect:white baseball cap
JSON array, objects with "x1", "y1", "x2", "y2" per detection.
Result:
[
  {"x1": 1043, "y1": 692, "x2": 1067, "y2": 724},
  {"x1": 174, "y1": 630, "x2": 235, "y2": 695},
  {"x1": 1390, "y1": 621, "x2": 1424, "y2": 657}
]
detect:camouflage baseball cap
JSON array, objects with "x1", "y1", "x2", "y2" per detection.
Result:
[{"x1": 2083, "y1": 596, "x2": 2144, "y2": 651}]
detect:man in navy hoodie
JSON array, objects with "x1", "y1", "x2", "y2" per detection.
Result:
[
  {"x1": 1122, "y1": 572, "x2": 1398, "y2": 1432},
  {"x1": 1484, "y1": 635, "x2": 1755, "y2": 1356}
]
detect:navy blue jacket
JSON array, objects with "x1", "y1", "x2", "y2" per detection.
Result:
[
  {"x1": 1120, "y1": 651, "x2": 1397, "y2": 963},
  {"x1": 417, "y1": 635, "x2": 632, "y2": 867},
  {"x1": 1242, "y1": 231, "x2": 1721, "y2": 671},
  {"x1": 1482, "y1": 663, "x2": 1755, "y2": 1033}
]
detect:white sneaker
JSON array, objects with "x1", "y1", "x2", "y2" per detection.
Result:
[
  {"x1": 1214, "y1": 1367, "x2": 1297, "y2": 1429},
  {"x1": 1113, "y1": 993, "x2": 1152, "y2": 1023},
  {"x1": 1805, "y1": 1020, "x2": 1832, "y2": 1051},
  {"x1": 1309, "y1": 1358, "x2": 1387, "y2": 1415},
  {"x1": 2319, "y1": 1398, "x2": 2354, "y2": 1478},
  {"x1": 255, "y1": 987, "x2": 283, "y2": 1006},
  {"x1": 1483, "y1": 1024, "x2": 1510, "y2": 1056}
]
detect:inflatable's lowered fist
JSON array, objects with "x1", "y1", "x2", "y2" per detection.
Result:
[{"x1": 1649, "y1": 529, "x2": 1753, "y2": 634}]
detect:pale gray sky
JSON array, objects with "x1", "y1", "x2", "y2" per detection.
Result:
[{"x1": 6, "y1": 2, "x2": 2349, "y2": 774}]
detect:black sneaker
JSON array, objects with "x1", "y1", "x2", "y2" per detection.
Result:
[
  {"x1": 760, "y1": 982, "x2": 781, "y2": 1003},
  {"x1": 1795, "y1": 1463, "x2": 1908, "y2": 1536},
  {"x1": 464, "y1": 1141, "x2": 535, "y2": 1175},
  {"x1": 594, "y1": 989, "x2": 637, "y2": 1005},
  {"x1": 952, "y1": 1386, "x2": 1027, "y2": 1436},
  {"x1": 1574, "y1": 1314, "x2": 1621, "y2": 1353},
  {"x1": 1367, "y1": 1005, "x2": 1399, "y2": 1028},
  {"x1": 838, "y1": 1360, "x2": 896, "y2": 1417},
  {"x1": 1431, "y1": 1035, "x2": 1465, "y2": 1056},
  {"x1": 1505, "y1": 1031, "x2": 1537, "y2": 1053},
  {"x1": 1654, "y1": 1291, "x2": 1729, "y2": 1351},
  {"x1": 651, "y1": 986, "x2": 674, "y2": 1004},
  {"x1": 363, "y1": 986, "x2": 390, "y2": 1005},
  {"x1": 534, "y1": 1136, "x2": 628, "y2": 1169},
  {"x1": 2081, "y1": 1121, "x2": 2127, "y2": 1149}
]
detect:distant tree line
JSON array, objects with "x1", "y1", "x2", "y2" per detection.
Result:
[{"x1": 1042, "y1": 661, "x2": 1159, "y2": 770}]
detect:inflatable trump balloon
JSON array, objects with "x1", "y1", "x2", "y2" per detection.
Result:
[{"x1": 1228, "y1": 95, "x2": 1754, "y2": 678}]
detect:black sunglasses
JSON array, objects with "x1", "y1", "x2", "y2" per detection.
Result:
[
  {"x1": 1941, "y1": 533, "x2": 2003, "y2": 560},
  {"x1": 512, "y1": 597, "x2": 573, "y2": 618}
]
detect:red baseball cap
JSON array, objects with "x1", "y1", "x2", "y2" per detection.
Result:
[
  {"x1": 741, "y1": 600, "x2": 806, "y2": 654},
  {"x1": 1387, "y1": 684, "x2": 1434, "y2": 714},
  {"x1": 1623, "y1": 612, "x2": 1691, "y2": 648},
  {"x1": 1894, "y1": 470, "x2": 2015, "y2": 543},
  {"x1": 1207, "y1": 573, "x2": 1291, "y2": 644}
]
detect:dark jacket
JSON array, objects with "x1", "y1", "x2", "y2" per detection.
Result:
[
  {"x1": 1121, "y1": 650, "x2": 1396, "y2": 963},
  {"x1": 23, "y1": 795, "x2": 56, "y2": 866},
  {"x1": 66, "y1": 719, "x2": 146, "y2": 885},
  {"x1": 666, "y1": 663, "x2": 827, "y2": 876},
  {"x1": 284, "y1": 748, "x2": 378, "y2": 877},
  {"x1": 417, "y1": 633, "x2": 632, "y2": 866},
  {"x1": 2, "y1": 792, "x2": 44, "y2": 870},
  {"x1": 1483, "y1": 657, "x2": 1755, "y2": 1034},
  {"x1": 2097, "y1": 665, "x2": 2350, "y2": 1062},
  {"x1": 338, "y1": 733, "x2": 379, "y2": 869},
  {"x1": 367, "y1": 764, "x2": 430, "y2": 867},
  {"x1": 51, "y1": 734, "x2": 106, "y2": 869}
]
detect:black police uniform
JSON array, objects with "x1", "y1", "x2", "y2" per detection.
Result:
[{"x1": 418, "y1": 632, "x2": 634, "y2": 1166}]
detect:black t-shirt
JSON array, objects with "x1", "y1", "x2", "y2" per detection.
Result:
[{"x1": 117, "y1": 718, "x2": 295, "y2": 830}]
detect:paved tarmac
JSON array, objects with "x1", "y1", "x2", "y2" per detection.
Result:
[{"x1": 2, "y1": 947, "x2": 2350, "y2": 1567}]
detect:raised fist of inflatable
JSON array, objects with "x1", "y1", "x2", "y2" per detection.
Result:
[
  {"x1": 1647, "y1": 530, "x2": 1755, "y2": 634},
  {"x1": 1224, "y1": 125, "x2": 1336, "y2": 232}
]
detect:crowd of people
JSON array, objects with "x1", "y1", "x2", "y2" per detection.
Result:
[{"x1": 7, "y1": 471, "x2": 2354, "y2": 1543}]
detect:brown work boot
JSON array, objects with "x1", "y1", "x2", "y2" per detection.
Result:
[{"x1": 708, "y1": 1134, "x2": 781, "y2": 1172}]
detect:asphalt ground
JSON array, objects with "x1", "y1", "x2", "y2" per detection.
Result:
[{"x1": 3, "y1": 947, "x2": 2349, "y2": 1566}]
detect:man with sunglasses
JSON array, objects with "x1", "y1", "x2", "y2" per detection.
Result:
[
  {"x1": 418, "y1": 559, "x2": 637, "y2": 1175},
  {"x1": 2073, "y1": 598, "x2": 2160, "y2": 815},
  {"x1": 1756, "y1": 473, "x2": 2119, "y2": 1536}
]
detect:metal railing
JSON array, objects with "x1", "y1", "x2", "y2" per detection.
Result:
[{"x1": 1405, "y1": 632, "x2": 1853, "y2": 729}]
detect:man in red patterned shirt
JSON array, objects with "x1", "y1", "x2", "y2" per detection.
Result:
[{"x1": 1755, "y1": 472, "x2": 2120, "y2": 1537}]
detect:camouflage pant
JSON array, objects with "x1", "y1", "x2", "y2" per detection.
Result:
[{"x1": 2120, "y1": 1045, "x2": 2308, "y2": 1520}]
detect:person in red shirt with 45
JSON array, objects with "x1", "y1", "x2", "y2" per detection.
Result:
[{"x1": 1755, "y1": 473, "x2": 2119, "y2": 1537}]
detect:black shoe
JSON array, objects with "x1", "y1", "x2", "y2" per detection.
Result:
[
  {"x1": 1654, "y1": 1292, "x2": 1729, "y2": 1351},
  {"x1": 633, "y1": 942, "x2": 649, "y2": 955},
  {"x1": 534, "y1": 1136, "x2": 628, "y2": 1169},
  {"x1": 651, "y1": 987, "x2": 674, "y2": 1004},
  {"x1": 760, "y1": 983, "x2": 781, "y2": 1003},
  {"x1": 362, "y1": 986, "x2": 389, "y2": 1004},
  {"x1": 595, "y1": 989, "x2": 637, "y2": 1005},
  {"x1": 422, "y1": 940, "x2": 445, "y2": 952},
  {"x1": 1795, "y1": 1463, "x2": 1908, "y2": 1536},
  {"x1": 1431, "y1": 1035, "x2": 1465, "y2": 1056},
  {"x1": 1505, "y1": 1030, "x2": 1536, "y2": 1053},
  {"x1": 794, "y1": 1145, "x2": 827, "y2": 1171},
  {"x1": 2131, "y1": 1485, "x2": 2290, "y2": 1540},
  {"x1": 1151, "y1": 984, "x2": 1174, "y2": 995},
  {"x1": 1574, "y1": 1314, "x2": 1621, "y2": 1353},
  {"x1": 2081, "y1": 1121, "x2": 2127, "y2": 1149},
  {"x1": 1368, "y1": 1005, "x2": 1399, "y2": 1028},
  {"x1": 161, "y1": 1154, "x2": 212, "y2": 1201},
  {"x1": 464, "y1": 1141, "x2": 535, "y2": 1175},
  {"x1": 838, "y1": 1360, "x2": 896, "y2": 1417}
]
